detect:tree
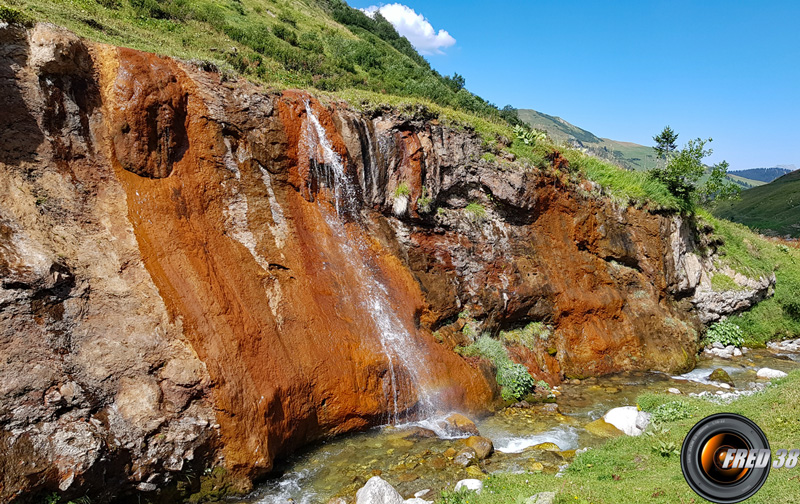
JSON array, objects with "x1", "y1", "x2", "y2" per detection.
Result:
[
  {"x1": 653, "y1": 125, "x2": 679, "y2": 160},
  {"x1": 648, "y1": 136, "x2": 740, "y2": 208}
]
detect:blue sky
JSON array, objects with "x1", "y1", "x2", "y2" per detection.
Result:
[{"x1": 349, "y1": 1, "x2": 799, "y2": 171}]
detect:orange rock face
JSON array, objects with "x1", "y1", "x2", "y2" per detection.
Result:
[{"x1": 0, "y1": 25, "x2": 733, "y2": 501}]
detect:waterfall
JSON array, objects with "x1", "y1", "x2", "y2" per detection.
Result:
[{"x1": 303, "y1": 102, "x2": 438, "y2": 423}]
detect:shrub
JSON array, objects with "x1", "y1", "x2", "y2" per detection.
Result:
[
  {"x1": 460, "y1": 336, "x2": 535, "y2": 401},
  {"x1": 0, "y1": 5, "x2": 33, "y2": 24},
  {"x1": 703, "y1": 319, "x2": 745, "y2": 347},
  {"x1": 497, "y1": 363, "x2": 536, "y2": 402}
]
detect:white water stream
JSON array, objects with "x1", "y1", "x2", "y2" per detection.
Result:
[{"x1": 303, "y1": 102, "x2": 440, "y2": 424}]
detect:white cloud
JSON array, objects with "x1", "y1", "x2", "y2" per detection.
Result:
[{"x1": 362, "y1": 3, "x2": 456, "y2": 55}]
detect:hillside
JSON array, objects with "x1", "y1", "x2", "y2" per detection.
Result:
[
  {"x1": 713, "y1": 170, "x2": 800, "y2": 237},
  {"x1": 517, "y1": 108, "x2": 657, "y2": 171},
  {"x1": 730, "y1": 166, "x2": 793, "y2": 183},
  {"x1": 516, "y1": 109, "x2": 778, "y2": 192},
  {"x1": 0, "y1": 0, "x2": 513, "y2": 124}
]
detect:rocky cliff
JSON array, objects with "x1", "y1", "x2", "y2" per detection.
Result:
[{"x1": 0, "y1": 24, "x2": 774, "y2": 502}]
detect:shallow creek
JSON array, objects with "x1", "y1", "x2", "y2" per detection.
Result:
[{"x1": 244, "y1": 349, "x2": 800, "y2": 504}]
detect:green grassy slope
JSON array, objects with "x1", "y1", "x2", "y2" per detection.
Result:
[
  {"x1": 1, "y1": 0, "x2": 509, "y2": 123},
  {"x1": 517, "y1": 108, "x2": 658, "y2": 171},
  {"x1": 712, "y1": 170, "x2": 800, "y2": 238}
]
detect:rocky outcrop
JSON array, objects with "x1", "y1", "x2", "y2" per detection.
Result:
[
  {"x1": 0, "y1": 23, "x2": 775, "y2": 501},
  {"x1": 667, "y1": 216, "x2": 775, "y2": 323}
]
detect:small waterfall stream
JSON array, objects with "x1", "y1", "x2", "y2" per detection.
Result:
[{"x1": 303, "y1": 102, "x2": 438, "y2": 423}]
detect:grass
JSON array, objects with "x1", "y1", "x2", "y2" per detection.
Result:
[
  {"x1": 697, "y1": 210, "x2": 800, "y2": 346},
  {"x1": 563, "y1": 150, "x2": 684, "y2": 211},
  {"x1": 712, "y1": 169, "x2": 800, "y2": 238},
  {"x1": 5, "y1": 0, "x2": 512, "y2": 123},
  {"x1": 710, "y1": 272, "x2": 743, "y2": 292},
  {"x1": 500, "y1": 322, "x2": 552, "y2": 349},
  {"x1": 465, "y1": 202, "x2": 487, "y2": 221},
  {"x1": 445, "y1": 370, "x2": 800, "y2": 504}
]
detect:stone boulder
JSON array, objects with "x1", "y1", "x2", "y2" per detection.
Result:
[
  {"x1": 454, "y1": 479, "x2": 483, "y2": 494},
  {"x1": 708, "y1": 368, "x2": 734, "y2": 386},
  {"x1": 602, "y1": 406, "x2": 650, "y2": 436},
  {"x1": 439, "y1": 413, "x2": 480, "y2": 437},
  {"x1": 463, "y1": 436, "x2": 493, "y2": 459},
  {"x1": 356, "y1": 476, "x2": 404, "y2": 504},
  {"x1": 757, "y1": 368, "x2": 788, "y2": 379}
]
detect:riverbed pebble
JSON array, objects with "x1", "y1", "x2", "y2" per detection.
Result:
[{"x1": 667, "y1": 387, "x2": 682, "y2": 394}]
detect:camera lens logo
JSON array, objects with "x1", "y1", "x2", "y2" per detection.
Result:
[{"x1": 681, "y1": 413, "x2": 771, "y2": 503}]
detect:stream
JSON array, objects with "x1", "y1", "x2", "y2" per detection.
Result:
[{"x1": 243, "y1": 348, "x2": 800, "y2": 504}]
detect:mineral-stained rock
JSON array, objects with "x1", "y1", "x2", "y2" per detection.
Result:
[
  {"x1": 708, "y1": 368, "x2": 735, "y2": 386},
  {"x1": 463, "y1": 436, "x2": 494, "y2": 459},
  {"x1": 0, "y1": 22, "x2": 775, "y2": 502}
]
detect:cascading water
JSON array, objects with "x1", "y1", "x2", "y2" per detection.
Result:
[{"x1": 303, "y1": 101, "x2": 439, "y2": 423}]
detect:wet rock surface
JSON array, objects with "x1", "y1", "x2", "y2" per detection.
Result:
[{"x1": 0, "y1": 23, "x2": 784, "y2": 501}]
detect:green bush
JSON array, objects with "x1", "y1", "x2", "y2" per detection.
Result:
[
  {"x1": 460, "y1": 335, "x2": 535, "y2": 402},
  {"x1": 0, "y1": 5, "x2": 33, "y2": 24},
  {"x1": 497, "y1": 363, "x2": 536, "y2": 402},
  {"x1": 703, "y1": 319, "x2": 745, "y2": 347}
]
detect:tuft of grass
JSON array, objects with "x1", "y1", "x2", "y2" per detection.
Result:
[
  {"x1": 563, "y1": 150, "x2": 684, "y2": 211},
  {"x1": 710, "y1": 273, "x2": 743, "y2": 292},
  {"x1": 393, "y1": 181, "x2": 410, "y2": 199},
  {"x1": 500, "y1": 322, "x2": 551, "y2": 349},
  {"x1": 464, "y1": 202, "x2": 486, "y2": 221}
]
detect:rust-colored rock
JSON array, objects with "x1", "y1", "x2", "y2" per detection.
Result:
[{"x1": 0, "y1": 23, "x2": 770, "y2": 502}]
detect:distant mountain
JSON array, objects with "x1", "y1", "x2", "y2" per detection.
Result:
[
  {"x1": 516, "y1": 109, "x2": 656, "y2": 171},
  {"x1": 729, "y1": 167, "x2": 793, "y2": 183},
  {"x1": 713, "y1": 170, "x2": 800, "y2": 238}
]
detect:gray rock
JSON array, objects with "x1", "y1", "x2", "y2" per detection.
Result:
[
  {"x1": 454, "y1": 447, "x2": 478, "y2": 467},
  {"x1": 356, "y1": 476, "x2": 404, "y2": 504},
  {"x1": 525, "y1": 492, "x2": 556, "y2": 504},
  {"x1": 454, "y1": 479, "x2": 483, "y2": 494},
  {"x1": 602, "y1": 406, "x2": 650, "y2": 436},
  {"x1": 757, "y1": 368, "x2": 788, "y2": 379}
]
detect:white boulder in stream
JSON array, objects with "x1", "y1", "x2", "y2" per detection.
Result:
[
  {"x1": 757, "y1": 368, "x2": 788, "y2": 379},
  {"x1": 602, "y1": 406, "x2": 651, "y2": 436},
  {"x1": 454, "y1": 479, "x2": 483, "y2": 494},
  {"x1": 356, "y1": 476, "x2": 404, "y2": 504}
]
